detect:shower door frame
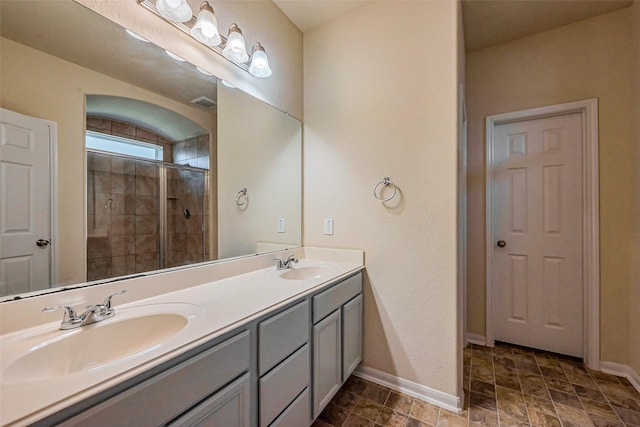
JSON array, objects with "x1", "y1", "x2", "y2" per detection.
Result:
[{"x1": 85, "y1": 149, "x2": 208, "y2": 278}]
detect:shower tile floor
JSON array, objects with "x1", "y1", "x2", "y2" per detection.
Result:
[{"x1": 313, "y1": 342, "x2": 640, "y2": 427}]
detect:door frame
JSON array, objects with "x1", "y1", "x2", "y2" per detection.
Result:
[{"x1": 484, "y1": 98, "x2": 600, "y2": 369}]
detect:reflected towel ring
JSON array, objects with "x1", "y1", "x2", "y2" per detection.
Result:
[
  {"x1": 235, "y1": 188, "x2": 248, "y2": 206},
  {"x1": 373, "y1": 177, "x2": 397, "y2": 202}
]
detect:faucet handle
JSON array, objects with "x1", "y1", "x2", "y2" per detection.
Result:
[
  {"x1": 43, "y1": 305, "x2": 80, "y2": 322},
  {"x1": 102, "y1": 290, "x2": 127, "y2": 310}
]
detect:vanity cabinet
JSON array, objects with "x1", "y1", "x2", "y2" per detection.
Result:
[
  {"x1": 312, "y1": 273, "x2": 363, "y2": 418},
  {"x1": 58, "y1": 331, "x2": 251, "y2": 427},
  {"x1": 44, "y1": 271, "x2": 362, "y2": 427}
]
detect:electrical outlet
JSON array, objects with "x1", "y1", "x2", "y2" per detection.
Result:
[
  {"x1": 277, "y1": 218, "x2": 285, "y2": 233},
  {"x1": 324, "y1": 218, "x2": 334, "y2": 235}
]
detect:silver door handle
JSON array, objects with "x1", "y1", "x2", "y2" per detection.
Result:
[
  {"x1": 496, "y1": 240, "x2": 506, "y2": 248},
  {"x1": 36, "y1": 239, "x2": 50, "y2": 247}
]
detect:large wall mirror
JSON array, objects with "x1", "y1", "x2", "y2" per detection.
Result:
[{"x1": 0, "y1": 0, "x2": 302, "y2": 301}]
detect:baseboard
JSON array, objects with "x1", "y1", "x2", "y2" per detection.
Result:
[
  {"x1": 353, "y1": 365, "x2": 461, "y2": 413},
  {"x1": 600, "y1": 361, "x2": 640, "y2": 393},
  {"x1": 466, "y1": 333, "x2": 486, "y2": 346}
]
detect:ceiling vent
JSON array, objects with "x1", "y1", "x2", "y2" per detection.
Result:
[{"x1": 190, "y1": 96, "x2": 217, "y2": 110}]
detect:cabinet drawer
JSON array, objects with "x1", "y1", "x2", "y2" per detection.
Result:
[
  {"x1": 259, "y1": 300, "x2": 309, "y2": 375},
  {"x1": 269, "y1": 387, "x2": 310, "y2": 427},
  {"x1": 260, "y1": 344, "x2": 310, "y2": 427},
  {"x1": 313, "y1": 273, "x2": 362, "y2": 323},
  {"x1": 168, "y1": 373, "x2": 250, "y2": 427},
  {"x1": 59, "y1": 331, "x2": 251, "y2": 426}
]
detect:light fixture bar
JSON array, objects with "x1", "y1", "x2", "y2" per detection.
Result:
[{"x1": 137, "y1": 0, "x2": 251, "y2": 73}]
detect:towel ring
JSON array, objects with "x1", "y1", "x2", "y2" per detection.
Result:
[
  {"x1": 373, "y1": 177, "x2": 397, "y2": 202},
  {"x1": 235, "y1": 188, "x2": 248, "y2": 206}
]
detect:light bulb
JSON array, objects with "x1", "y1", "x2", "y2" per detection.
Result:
[
  {"x1": 249, "y1": 44, "x2": 272, "y2": 78},
  {"x1": 191, "y1": 2, "x2": 221, "y2": 46},
  {"x1": 222, "y1": 25, "x2": 249, "y2": 63},
  {"x1": 156, "y1": 0, "x2": 192, "y2": 23}
]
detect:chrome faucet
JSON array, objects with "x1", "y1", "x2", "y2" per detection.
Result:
[
  {"x1": 43, "y1": 290, "x2": 127, "y2": 330},
  {"x1": 275, "y1": 255, "x2": 299, "y2": 270}
]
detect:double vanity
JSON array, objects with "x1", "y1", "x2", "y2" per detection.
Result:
[{"x1": 0, "y1": 247, "x2": 364, "y2": 426}]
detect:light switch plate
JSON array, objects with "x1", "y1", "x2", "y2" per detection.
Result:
[
  {"x1": 323, "y1": 218, "x2": 334, "y2": 235},
  {"x1": 277, "y1": 218, "x2": 285, "y2": 233}
]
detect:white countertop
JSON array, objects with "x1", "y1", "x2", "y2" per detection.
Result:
[{"x1": 0, "y1": 248, "x2": 364, "y2": 426}]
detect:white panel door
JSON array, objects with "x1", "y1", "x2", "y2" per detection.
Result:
[
  {"x1": 492, "y1": 113, "x2": 583, "y2": 357},
  {"x1": 0, "y1": 108, "x2": 54, "y2": 296}
]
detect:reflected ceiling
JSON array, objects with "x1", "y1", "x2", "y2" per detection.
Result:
[{"x1": 0, "y1": 0, "x2": 217, "y2": 108}]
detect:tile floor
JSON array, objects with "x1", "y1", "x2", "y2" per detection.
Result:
[{"x1": 312, "y1": 342, "x2": 640, "y2": 427}]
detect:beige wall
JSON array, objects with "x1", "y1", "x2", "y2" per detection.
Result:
[
  {"x1": 217, "y1": 85, "x2": 302, "y2": 259},
  {"x1": 465, "y1": 8, "x2": 634, "y2": 363},
  {"x1": 77, "y1": 0, "x2": 303, "y2": 119},
  {"x1": 0, "y1": 38, "x2": 215, "y2": 286},
  {"x1": 630, "y1": 0, "x2": 640, "y2": 377},
  {"x1": 456, "y1": 0, "x2": 467, "y2": 398},
  {"x1": 304, "y1": 1, "x2": 462, "y2": 397}
]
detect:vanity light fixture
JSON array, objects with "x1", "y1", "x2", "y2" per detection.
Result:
[
  {"x1": 165, "y1": 50, "x2": 186, "y2": 61},
  {"x1": 191, "y1": 2, "x2": 221, "y2": 46},
  {"x1": 248, "y1": 42, "x2": 272, "y2": 78},
  {"x1": 126, "y1": 29, "x2": 150, "y2": 42},
  {"x1": 156, "y1": 0, "x2": 192, "y2": 22},
  {"x1": 138, "y1": 0, "x2": 273, "y2": 77},
  {"x1": 222, "y1": 24, "x2": 249, "y2": 63}
]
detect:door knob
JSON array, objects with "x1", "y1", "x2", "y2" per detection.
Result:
[
  {"x1": 496, "y1": 240, "x2": 506, "y2": 248},
  {"x1": 36, "y1": 239, "x2": 50, "y2": 247}
]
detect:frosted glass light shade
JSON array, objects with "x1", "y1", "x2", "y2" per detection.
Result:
[
  {"x1": 191, "y1": 2, "x2": 221, "y2": 46},
  {"x1": 157, "y1": 0, "x2": 192, "y2": 22},
  {"x1": 223, "y1": 26, "x2": 249, "y2": 63},
  {"x1": 249, "y1": 45, "x2": 272, "y2": 78}
]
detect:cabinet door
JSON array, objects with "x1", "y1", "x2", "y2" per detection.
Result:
[
  {"x1": 313, "y1": 309, "x2": 341, "y2": 418},
  {"x1": 169, "y1": 373, "x2": 250, "y2": 427},
  {"x1": 342, "y1": 294, "x2": 363, "y2": 381}
]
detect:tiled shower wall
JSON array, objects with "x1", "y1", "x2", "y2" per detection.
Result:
[
  {"x1": 86, "y1": 118, "x2": 211, "y2": 282},
  {"x1": 173, "y1": 134, "x2": 210, "y2": 169},
  {"x1": 86, "y1": 153, "x2": 160, "y2": 281}
]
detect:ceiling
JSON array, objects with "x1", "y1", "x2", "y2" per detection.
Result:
[
  {"x1": 273, "y1": 0, "x2": 370, "y2": 32},
  {"x1": 462, "y1": 0, "x2": 634, "y2": 51},
  {"x1": 273, "y1": 0, "x2": 633, "y2": 52}
]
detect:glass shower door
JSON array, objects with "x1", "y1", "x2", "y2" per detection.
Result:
[{"x1": 165, "y1": 165, "x2": 207, "y2": 269}]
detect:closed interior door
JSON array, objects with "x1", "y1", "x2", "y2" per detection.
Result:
[
  {"x1": 492, "y1": 113, "x2": 583, "y2": 357},
  {"x1": 0, "y1": 108, "x2": 53, "y2": 296}
]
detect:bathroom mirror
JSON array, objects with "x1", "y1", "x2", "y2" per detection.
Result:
[{"x1": 0, "y1": 0, "x2": 301, "y2": 301}]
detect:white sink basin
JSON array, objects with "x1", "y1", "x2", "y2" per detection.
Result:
[
  {"x1": 2, "y1": 303, "x2": 200, "y2": 385},
  {"x1": 268, "y1": 261, "x2": 339, "y2": 281}
]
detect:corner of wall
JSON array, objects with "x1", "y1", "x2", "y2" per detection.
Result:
[{"x1": 628, "y1": 0, "x2": 640, "y2": 378}]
